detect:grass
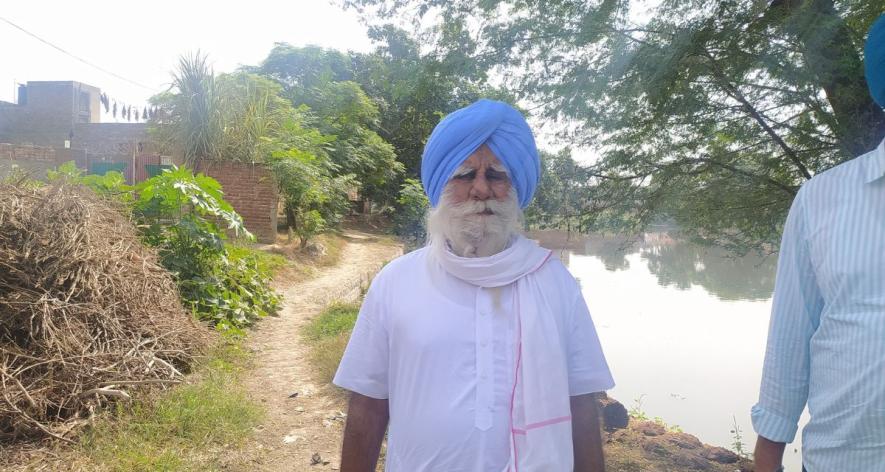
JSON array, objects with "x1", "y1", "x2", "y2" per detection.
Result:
[
  {"x1": 304, "y1": 302, "x2": 360, "y2": 341},
  {"x1": 263, "y1": 231, "x2": 349, "y2": 284},
  {"x1": 304, "y1": 302, "x2": 360, "y2": 385},
  {"x1": 76, "y1": 341, "x2": 263, "y2": 472},
  {"x1": 301, "y1": 300, "x2": 388, "y2": 470},
  {"x1": 313, "y1": 232, "x2": 347, "y2": 267},
  {"x1": 226, "y1": 243, "x2": 289, "y2": 276}
]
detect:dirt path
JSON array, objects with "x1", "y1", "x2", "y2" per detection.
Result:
[{"x1": 234, "y1": 231, "x2": 401, "y2": 471}]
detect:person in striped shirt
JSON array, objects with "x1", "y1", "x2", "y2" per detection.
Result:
[{"x1": 752, "y1": 13, "x2": 885, "y2": 472}]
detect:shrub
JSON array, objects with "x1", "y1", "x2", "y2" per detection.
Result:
[
  {"x1": 392, "y1": 178, "x2": 429, "y2": 251},
  {"x1": 48, "y1": 162, "x2": 281, "y2": 333}
]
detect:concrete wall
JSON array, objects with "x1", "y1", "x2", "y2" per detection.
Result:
[
  {"x1": 0, "y1": 81, "x2": 101, "y2": 147},
  {"x1": 72, "y1": 122, "x2": 150, "y2": 159}
]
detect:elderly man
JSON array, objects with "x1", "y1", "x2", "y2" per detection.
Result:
[
  {"x1": 333, "y1": 99, "x2": 614, "y2": 471},
  {"x1": 751, "y1": 14, "x2": 885, "y2": 472}
]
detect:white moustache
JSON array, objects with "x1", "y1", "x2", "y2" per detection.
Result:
[
  {"x1": 426, "y1": 190, "x2": 523, "y2": 258},
  {"x1": 445, "y1": 198, "x2": 513, "y2": 218}
]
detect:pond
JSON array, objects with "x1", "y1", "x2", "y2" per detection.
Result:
[{"x1": 530, "y1": 229, "x2": 808, "y2": 471}]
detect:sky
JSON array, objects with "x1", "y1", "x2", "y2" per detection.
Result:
[
  {"x1": 0, "y1": 1, "x2": 375, "y2": 122},
  {"x1": 0, "y1": 0, "x2": 652, "y2": 160}
]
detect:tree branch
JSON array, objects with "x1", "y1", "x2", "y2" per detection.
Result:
[{"x1": 702, "y1": 50, "x2": 813, "y2": 180}]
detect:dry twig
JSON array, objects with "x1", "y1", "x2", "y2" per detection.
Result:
[{"x1": 0, "y1": 183, "x2": 213, "y2": 441}]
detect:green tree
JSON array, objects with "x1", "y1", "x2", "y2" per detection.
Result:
[
  {"x1": 214, "y1": 72, "x2": 303, "y2": 163},
  {"x1": 254, "y1": 45, "x2": 403, "y2": 204},
  {"x1": 526, "y1": 149, "x2": 587, "y2": 232},
  {"x1": 392, "y1": 178, "x2": 429, "y2": 250},
  {"x1": 265, "y1": 123, "x2": 354, "y2": 247},
  {"x1": 150, "y1": 54, "x2": 352, "y2": 246},
  {"x1": 349, "y1": 25, "x2": 513, "y2": 177},
  {"x1": 346, "y1": 0, "x2": 885, "y2": 253}
]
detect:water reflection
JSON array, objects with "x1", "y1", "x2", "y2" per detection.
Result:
[
  {"x1": 530, "y1": 229, "x2": 806, "y2": 471},
  {"x1": 531, "y1": 230, "x2": 777, "y2": 301}
]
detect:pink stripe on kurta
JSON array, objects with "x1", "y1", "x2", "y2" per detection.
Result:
[{"x1": 511, "y1": 415, "x2": 573, "y2": 435}]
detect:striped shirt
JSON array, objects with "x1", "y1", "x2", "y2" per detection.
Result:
[{"x1": 752, "y1": 138, "x2": 885, "y2": 471}]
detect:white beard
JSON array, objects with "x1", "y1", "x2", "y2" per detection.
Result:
[{"x1": 426, "y1": 189, "x2": 523, "y2": 258}]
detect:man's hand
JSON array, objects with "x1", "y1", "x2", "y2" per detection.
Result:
[
  {"x1": 753, "y1": 435, "x2": 786, "y2": 472},
  {"x1": 571, "y1": 393, "x2": 606, "y2": 472},
  {"x1": 340, "y1": 392, "x2": 389, "y2": 472}
]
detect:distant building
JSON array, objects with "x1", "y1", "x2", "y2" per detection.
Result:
[
  {"x1": 0, "y1": 80, "x2": 162, "y2": 181},
  {"x1": 0, "y1": 80, "x2": 279, "y2": 243},
  {"x1": 1, "y1": 81, "x2": 103, "y2": 146}
]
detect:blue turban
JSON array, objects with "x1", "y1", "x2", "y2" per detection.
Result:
[
  {"x1": 866, "y1": 14, "x2": 885, "y2": 108},
  {"x1": 421, "y1": 99, "x2": 540, "y2": 208}
]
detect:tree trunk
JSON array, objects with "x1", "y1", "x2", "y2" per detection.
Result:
[{"x1": 285, "y1": 204, "x2": 296, "y2": 243}]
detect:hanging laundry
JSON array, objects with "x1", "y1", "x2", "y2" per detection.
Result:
[
  {"x1": 112, "y1": 102, "x2": 117, "y2": 119},
  {"x1": 135, "y1": 109, "x2": 140, "y2": 121}
]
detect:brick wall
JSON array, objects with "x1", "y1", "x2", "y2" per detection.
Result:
[
  {"x1": 0, "y1": 143, "x2": 69, "y2": 179},
  {"x1": 0, "y1": 141, "x2": 279, "y2": 244},
  {"x1": 194, "y1": 160, "x2": 279, "y2": 244}
]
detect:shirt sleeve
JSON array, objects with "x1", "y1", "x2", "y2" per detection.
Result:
[
  {"x1": 566, "y1": 287, "x2": 616, "y2": 396},
  {"x1": 332, "y1": 279, "x2": 390, "y2": 399},
  {"x1": 751, "y1": 187, "x2": 824, "y2": 443}
]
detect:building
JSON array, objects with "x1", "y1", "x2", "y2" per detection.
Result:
[
  {"x1": 0, "y1": 80, "x2": 278, "y2": 243},
  {"x1": 0, "y1": 80, "x2": 159, "y2": 180}
]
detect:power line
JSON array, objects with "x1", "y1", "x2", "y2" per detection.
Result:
[{"x1": 0, "y1": 15, "x2": 157, "y2": 92}]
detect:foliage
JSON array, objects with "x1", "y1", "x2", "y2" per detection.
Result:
[
  {"x1": 226, "y1": 243, "x2": 288, "y2": 276},
  {"x1": 730, "y1": 415, "x2": 749, "y2": 458},
  {"x1": 347, "y1": 0, "x2": 885, "y2": 253},
  {"x1": 47, "y1": 161, "x2": 133, "y2": 200},
  {"x1": 350, "y1": 25, "x2": 515, "y2": 178},
  {"x1": 150, "y1": 51, "x2": 222, "y2": 167},
  {"x1": 267, "y1": 142, "x2": 354, "y2": 247},
  {"x1": 133, "y1": 165, "x2": 248, "y2": 237},
  {"x1": 304, "y1": 302, "x2": 360, "y2": 385},
  {"x1": 79, "y1": 341, "x2": 262, "y2": 472},
  {"x1": 131, "y1": 166, "x2": 278, "y2": 332},
  {"x1": 253, "y1": 35, "x2": 517, "y2": 204},
  {"x1": 151, "y1": 56, "x2": 358, "y2": 246},
  {"x1": 254, "y1": 44, "x2": 406, "y2": 204},
  {"x1": 47, "y1": 162, "x2": 280, "y2": 332},
  {"x1": 526, "y1": 149, "x2": 591, "y2": 232},
  {"x1": 628, "y1": 395, "x2": 649, "y2": 421},
  {"x1": 392, "y1": 178, "x2": 429, "y2": 250},
  {"x1": 304, "y1": 302, "x2": 361, "y2": 341},
  {"x1": 214, "y1": 72, "x2": 305, "y2": 163}
]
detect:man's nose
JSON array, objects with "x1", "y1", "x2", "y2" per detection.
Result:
[{"x1": 469, "y1": 174, "x2": 492, "y2": 200}]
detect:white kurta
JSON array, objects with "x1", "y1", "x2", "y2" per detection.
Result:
[{"x1": 333, "y1": 246, "x2": 614, "y2": 472}]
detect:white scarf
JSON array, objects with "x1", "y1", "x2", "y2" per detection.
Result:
[{"x1": 433, "y1": 236, "x2": 574, "y2": 471}]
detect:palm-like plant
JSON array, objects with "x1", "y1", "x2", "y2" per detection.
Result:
[{"x1": 151, "y1": 51, "x2": 222, "y2": 168}]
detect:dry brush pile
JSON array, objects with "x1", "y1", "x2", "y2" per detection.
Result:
[{"x1": 0, "y1": 183, "x2": 212, "y2": 442}]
